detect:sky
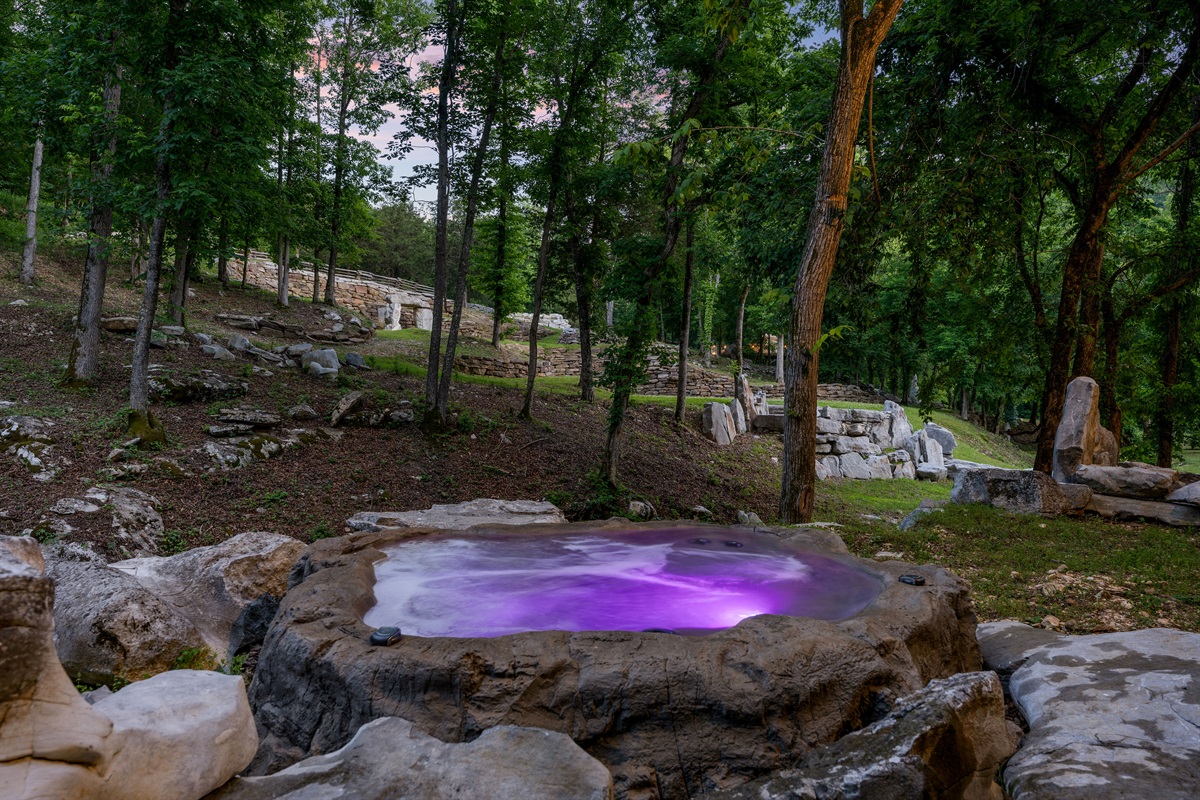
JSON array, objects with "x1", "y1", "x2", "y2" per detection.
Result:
[{"x1": 362, "y1": 26, "x2": 837, "y2": 211}]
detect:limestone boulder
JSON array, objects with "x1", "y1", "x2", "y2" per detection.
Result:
[
  {"x1": 1071, "y1": 463, "x2": 1178, "y2": 499},
  {"x1": 246, "y1": 522, "x2": 983, "y2": 799},
  {"x1": 1052, "y1": 376, "x2": 1102, "y2": 481},
  {"x1": 149, "y1": 370, "x2": 248, "y2": 404},
  {"x1": 92, "y1": 671, "x2": 257, "y2": 800},
  {"x1": 951, "y1": 469, "x2": 1091, "y2": 517},
  {"x1": 0, "y1": 535, "x2": 117, "y2": 797},
  {"x1": 2, "y1": 415, "x2": 62, "y2": 482},
  {"x1": 864, "y1": 454, "x2": 894, "y2": 480},
  {"x1": 701, "y1": 402, "x2": 736, "y2": 445},
  {"x1": 347, "y1": 499, "x2": 568, "y2": 532},
  {"x1": 1084, "y1": 493, "x2": 1200, "y2": 527},
  {"x1": 1093, "y1": 424, "x2": 1119, "y2": 466},
  {"x1": 1, "y1": 536, "x2": 258, "y2": 800},
  {"x1": 885, "y1": 400, "x2": 914, "y2": 448},
  {"x1": 837, "y1": 453, "x2": 872, "y2": 480},
  {"x1": 1167, "y1": 480, "x2": 1200, "y2": 506},
  {"x1": 979, "y1": 622, "x2": 1200, "y2": 799},
  {"x1": 892, "y1": 460, "x2": 917, "y2": 480},
  {"x1": 109, "y1": 531, "x2": 304, "y2": 660},
  {"x1": 300, "y1": 348, "x2": 339, "y2": 371},
  {"x1": 83, "y1": 486, "x2": 163, "y2": 556},
  {"x1": 45, "y1": 558, "x2": 206, "y2": 685},
  {"x1": 728, "y1": 399, "x2": 747, "y2": 435},
  {"x1": 208, "y1": 718, "x2": 612, "y2": 800},
  {"x1": 700, "y1": 671, "x2": 1017, "y2": 800},
  {"x1": 923, "y1": 422, "x2": 957, "y2": 458}
]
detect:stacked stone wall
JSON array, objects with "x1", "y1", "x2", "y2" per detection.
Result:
[{"x1": 240, "y1": 258, "x2": 437, "y2": 326}]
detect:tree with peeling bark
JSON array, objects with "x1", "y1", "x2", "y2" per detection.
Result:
[{"x1": 780, "y1": 0, "x2": 902, "y2": 524}]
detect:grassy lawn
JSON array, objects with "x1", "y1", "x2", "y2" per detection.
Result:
[{"x1": 1181, "y1": 449, "x2": 1200, "y2": 470}]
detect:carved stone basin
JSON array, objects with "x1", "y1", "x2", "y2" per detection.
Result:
[{"x1": 248, "y1": 521, "x2": 981, "y2": 799}]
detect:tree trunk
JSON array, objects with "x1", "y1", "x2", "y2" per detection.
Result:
[
  {"x1": 775, "y1": 330, "x2": 785, "y2": 383},
  {"x1": 168, "y1": 223, "x2": 193, "y2": 326},
  {"x1": 1073, "y1": 243, "x2": 1106, "y2": 377},
  {"x1": 437, "y1": 25, "x2": 506, "y2": 424},
  {"x1": 1033, "y1": 219, "x2": 1107, "y2": 471},
  {"x1": 780, "y1": 0, "x2": 902, "y2": 523},
  {"x1": 1157, "y1": 302, "x2": 1181, "y2": 466},
  {"x1": 426, "y1": 0, "x2": 459, "y2": 423},
  {"x1": 573, "y1": 207, "x2": 598, "y2": 403},
  {"x1": 325, "y1": 70, "x2": 350, "y2": 306},
  {"x1": 217, "y1": 216, "x2": 229, "y2": 287},
  {"x1": 605, "y1": 300, "x2": 615, "y2": 336},
  {"x1": 279, "y1": 236, "x2": 291, "y2": 307},
  {"x1": 491, "y1": 189, "x2": 506, "y2": 348},
  {"x1": 241, "y1": 235, "x2": 250, "y2": 287},
  {"x1": 19, "y1": 134, "x2": 44, "y2": 285},
  {"x1": 67, "y1": 63, "x2": 122, "y2": 386},
  {"x1": 1099, "y1": 298, "x2": 1122, "y2": 448},
  {"x1": 675, "y1": 220, "x2": 695, "y2": 423},
  {"x1": 734, "y1": 281, "x2": 750, "y2": 406},
  {"x1": 520, "y1": 184, "x2": 559, "y2": 419},
  {"x1": 129, "y1": 100, "x2": 178, "y2": 444}
]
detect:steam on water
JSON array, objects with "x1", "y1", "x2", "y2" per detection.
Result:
[{"x1": 363, "y1": 527, "x2": 882, "y2": 638}]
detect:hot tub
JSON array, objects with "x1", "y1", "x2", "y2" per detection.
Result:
[{"x1": 247, "y1": 520, "x2": 981, "y2": 799}]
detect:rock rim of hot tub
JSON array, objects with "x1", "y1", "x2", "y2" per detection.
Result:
[{"x1": 246, "y1": 520, "x2": 982, "y2": 800}]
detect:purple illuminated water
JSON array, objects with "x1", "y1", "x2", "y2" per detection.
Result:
[{"x1": 363, "y1": 527, "x2": 883, "y2": 638}]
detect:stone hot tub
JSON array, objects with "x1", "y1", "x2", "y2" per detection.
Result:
[{"x1": 247, "y1": 521, "x2": 981, "y2": 799}]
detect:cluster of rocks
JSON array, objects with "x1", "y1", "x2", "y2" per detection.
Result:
[
  {"x1": 1, "y1": 415, "x2": 64, "y2": 482},
  {"x1": 454, "y1": 345, "x2": 601, "y2": 379},
  {"x1": 701, "y1": 390, "x2": 954, "y2": 483},
  {"x1": 192, "y1": 328, "x2": 370, "y2": 381},
  {"x1": 0, "y1": 535, "x2": 259, "y2": 800},
  {"x1": 26, "y1": 485, "x2": 164, "y2": 557},
  {"x1": 216, "y1": 311, "x2": 373, "y2": 344},
  {"x1": 952, "y1": 377, "x2": 1199, "y2": 526}
]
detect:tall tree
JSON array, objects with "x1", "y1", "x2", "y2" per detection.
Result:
[{"x1": 780, "y1": 0, "x2": 901, "y2": 523}]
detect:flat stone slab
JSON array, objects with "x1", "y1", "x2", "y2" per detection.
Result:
[
  {"x1": 346, "y1": 499, "x2": 568, "y2": 532},
  {"x1": 217, "y1": 409, "x2": 281, "y2": 428},
  {"x1": 1085, "y1": 493, "x2": 1200, "y2": 527},
  {"x1": 979, "y1": 621, "x2": 1200, "y2": 799}
]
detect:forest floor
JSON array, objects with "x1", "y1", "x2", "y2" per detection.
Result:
[{"x1": 2, "y1": 243, "x2": 1198, "y2": 634}]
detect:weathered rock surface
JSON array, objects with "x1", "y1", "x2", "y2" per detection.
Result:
[
  {"x1": 2, "y1": 416, "x2": 62, "y2": 482},
  {"x1": 979, "y1": 621, "x2": 1200, "y2": 799},
  {"x1": 149, "y1": 369, "x2": 248, "y2": 404},
  {"x1": 701, "y1": 401, "x2": 736, "y2": 445},
  {"x1": 729, "y1": 398, "x2": 747, "y2": 435},
  {"x1": 330, "y1": 390, "x2": 364, "y2": 426},
  {"x1": 699, "y1": 671, "x2": 1017, "y2": 800},
  {"x1": 1051, "y1": 376, "x2": 1121, "y2": 482},
  {"x1": 951, "y1": 469, "x2": 1091, "y2": 516},
  {"x1": 923, "y1": 422, "x2": 957, "y2": 458},
  {"x1": 0, "y1": 535, "x2": 258, "y2": 800},
  {"x1": 99, "y1": 316, "x2": 137, "y2": 333},
  {"x1": 217, "y1": 409, "x2": 281, "y2": 428},
  {"x1": 83, "y1": 485, "x2": 164, "y2": 555},
  {"x1": 300, "y1": 348, "x2": 339, "y2": 371},
  {"x1": 44, "y1": 557, "x2": 206, "y2": 685},
  {"x1": 109, "y1": 531, "x2": 304, "y2": 660},
  {"x1": 208, "y1": 718, "x2": 612, "y2": 800},
  {"x1": 90, "y1": 671, "x2": 258, "y2": 800},
  {"x1": 201, "y1": 344, "x2": 237, "y2": 361},
  {"x1": 1167, "y1": 480, "x2": 1200, "y2": 506},
  {"x1": 346, "y1": 498, "x2": 568, "y2": 532},
  {"x1": 247, "y1": 522, "x2": 982, "y2": 800},
  {"x1": 1084, "y1": 493, "x2": 1200, "y2": 526},
  {"x1": 885, "y1": 400, "x2": 914, "y2": 447},
  {"x1": 1071, "y1": 463, "x2": 1178, "y2": 499}
]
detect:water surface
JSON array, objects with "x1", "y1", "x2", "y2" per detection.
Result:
[{"x1": 364, "y1": 527, "x2": 882, "y2": 637}]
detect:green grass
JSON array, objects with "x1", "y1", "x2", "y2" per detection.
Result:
[
  {"x1": 1180, "y1": 449, "x2": 1200, "y2": 470},
  {"x1": 846, "y1": 502, "x2": 1200, "y2": 631}
]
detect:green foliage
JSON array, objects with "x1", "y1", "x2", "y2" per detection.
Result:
[{"x1": 308, "y1": 520, "x2": 335, "y2": 541}]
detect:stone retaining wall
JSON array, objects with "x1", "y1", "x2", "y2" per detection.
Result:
[
  {"x1": 240, "y1": 258, "x2": 438, "y2": 326},
  {"x1": 452, "y1": 345, "x2": 888, "y2": 403}
]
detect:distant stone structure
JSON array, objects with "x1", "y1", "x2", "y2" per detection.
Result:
[{"x1": 239, "y1": 254, "x2": 441, "y2": 330}]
